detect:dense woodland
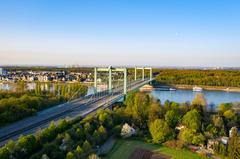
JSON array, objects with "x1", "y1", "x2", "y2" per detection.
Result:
[
  {"x1": 0, "y1": 82, "x2": 87, "y2": 126},
  {"x1": 0, "y1": 91, "x2": 239, "y2": 159},
  {"x1": 155, "y1": 69, "x2": 240, "y2": 87},
  {"x1": 3, "y1": 67, "x2": 93, "y2": 73}
]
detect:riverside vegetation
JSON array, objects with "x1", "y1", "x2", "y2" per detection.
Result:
[
  {"x1": 0, "y1": 91, "x2": 239, "y2": 159},
  {"x1": 155, "y1": 69, "x2": 240, "y2": 87},
  {"x1": 0, "y1": 82, "x2": 87, "y2": 126}
]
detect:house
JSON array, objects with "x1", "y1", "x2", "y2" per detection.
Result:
[
  {"x1": 229, "y1": 126, "x2": 239, "y2": 137},
  {"x1": 120, "y1": 123, "x2": 136, "y2": 138},
  {"x1": 221, "y1": 137, "x2": 229, "y2": 145},
  {"x1": 207, "y1": 137, "x2": 229, "y2": 153},
  {"x1": 175, "y1": 124, "x2": 186, "y2": 131},
  {"x1": 207, "y1": 139, "x2": 218, "y2": 153}
]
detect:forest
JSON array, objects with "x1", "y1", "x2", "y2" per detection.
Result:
[
  {"x1": 155, "y1": 69, "x2": 240, "y2": 87},
  {"x1": 0, "y1": 82, "x2": 87, "y2": 126},
  {"x1": 0, "y1": 91, "x2": 239, "y2": 159}
]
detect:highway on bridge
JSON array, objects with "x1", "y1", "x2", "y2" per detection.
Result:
[{"x1": 0, "y1": 79, "x2": 152, "y2": 147}]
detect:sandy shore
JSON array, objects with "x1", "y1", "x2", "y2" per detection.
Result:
[{"x1": 173, "y1": 84, "x2": 240, "y2": 92}]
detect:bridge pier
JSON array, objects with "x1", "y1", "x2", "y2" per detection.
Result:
[
  {"x1": 94, "y1": 67, "x2": 97, "y2": 93},
  {"x1": 142, "y1": 67, "x2": 145, "y2": 81},
  {"x1": 124, "y1": 68, "x2": 127, "y2": 94},
  {"x1": 108, "y1": 68, "x2": 112, "y2": 92},
  {"x1": 134, "y1": 67, "x2": 137, "y2": 81}
]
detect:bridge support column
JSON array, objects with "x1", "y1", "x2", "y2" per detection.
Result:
[
  {"x1": 108, "y1": 68, "x2": 112, "y2": 92},
  {"x1": 150, "y1": 68, "x2": 152, "y2": 84},
  {"x1": 134, "y1": 67, "x2": 137, "y2": 81},
  {"x1": 142, "y1": 67, "x2": 145, "y2": 81},
  {"x1": 124, "y1": 68, "x2": 127, "y2": 94},
  {"x1": 94, "y1": 67, "x2": 97, "y2": 93}
]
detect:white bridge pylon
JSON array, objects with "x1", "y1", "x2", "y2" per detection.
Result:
[{"x1": 94, "y1": 66, "x2": 153, "y2": 95}]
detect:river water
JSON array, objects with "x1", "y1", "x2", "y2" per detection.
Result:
[
  {"x1": 151, "y1": 89, "x2": 240, "y2": 108},
  {"x1": 1, "y1": 83, "x2": 239, "y2": 108}
]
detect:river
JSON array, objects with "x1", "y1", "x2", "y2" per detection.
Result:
[
  {"x1": 151, "y1": 89, "x2": 240, "y2": 108},
  {"x1": 1, "y1": 83, "x2": 239, "y2": 108}
]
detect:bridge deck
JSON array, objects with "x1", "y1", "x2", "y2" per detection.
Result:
[{"x1": 0, "y1": 79, "x2": 152, "y2": 147}]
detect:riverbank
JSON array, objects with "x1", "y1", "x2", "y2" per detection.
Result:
[{"x1": 170, "y1": 84, "x2": 240, "y2": 92}]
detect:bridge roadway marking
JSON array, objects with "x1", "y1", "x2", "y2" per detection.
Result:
[{"x1": 0, "y1": 79, "x2": 152, "y2": 147}]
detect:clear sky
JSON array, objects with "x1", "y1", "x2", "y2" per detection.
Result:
[{"x1": 0, "y1": 0, "x2": 240, "y2": 67}]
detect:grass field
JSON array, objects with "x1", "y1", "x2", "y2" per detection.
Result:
[{"x1": 102, "y1": 139, "x2": 207, "y2": 159}]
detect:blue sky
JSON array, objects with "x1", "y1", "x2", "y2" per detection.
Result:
[{"x1": 0, "y1": 0, "x2": 240, "y2": 67}]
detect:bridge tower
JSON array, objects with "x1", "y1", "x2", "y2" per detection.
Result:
[
  {"x1": 94, "y1": 67, "x2": 128, "y2": 94},
  {"x1": 134, "y1": 67, "x2": 153, "y2": 82}
]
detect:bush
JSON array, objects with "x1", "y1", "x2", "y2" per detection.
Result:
[{"x1": 163, "y1": 140, "x2": 185, "y2": 149}]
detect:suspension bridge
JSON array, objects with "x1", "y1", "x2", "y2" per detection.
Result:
[{"x1": 0, "y1": 66, "x2": 154, "y2": 146}]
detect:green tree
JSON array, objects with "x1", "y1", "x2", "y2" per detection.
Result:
[
  {"x1": 15, "y1": 135, "x2": 37, "y2": 158},
  {"x1": 178, "y1": 128, "x2": 195, "y2": 144},
  {"x1": 98, "y1": 125, "x2": 107, "y2": 140},
  {"x1": 66, "y1": 151, "x2": 74, "y2": 159},
  {"x1": 205, "y1": 124, "x2": 218, "y2": 138},
  {"x1": 218, "y1": 103, "x2": 232, "y2": 114},
  {"x1": 5, "y1": 140, "x2": 15, "y2": 158},
  {"x1": 58, "y1": 119, "x2": 69, "y2": 132},
  {"x1": 92, "y1": 130, "x2": 101, "y2": 145},
  {"x1": 149, "y1": 119, "x2": 172, "y2": 143},
  {"x1": 113, "y1": 107, "x2": 128, "y2": 125},
  {"x1": 179, "y1": 128, "x2": 205, "y2": 146},
  {"x1": 124, "y1": 91, "x2": 137, "y2": 110},
  {"x1": 165, "y1": 110, "x2": 180, "y2": 128},
  {"x1": 132, "y1": 92, "x2": 150, "y2": 128},
  {"x1": 155, "y1": 69, "x2": 240, "y2": 87},
  {"x1": 191, "y1": 93, "x2": 207, "y2": 113},
  {"x1": 223, "y1": 110, "x2": 235, "y2": 119},
  {"x1": 84, "y1": 122, "x2": 92, "y2": 135},
  {"x1": 182, "y1": 109, "x2": 201, "y2": 131},
  {"x1": 82, "y1": 140, "x2": 92, "y2": 152},
  {"x1": 75, "y1": 145, "x2": 84, "y2": 158},
  {"x1": 228, "y1": 127, "x2": 240, "y2": 159},
  {"x1": 97, "y1": 109, "x2": 112, "y2": 127},
  {"x1": 76, "y1": 128, "x2": 85, "y2": 139},
  {"x1": 148, "y1": 101, "x2": 163, "y2": 122},
  {"x1": 0, "y1": 147, "x2": 10, "y2": 159},
  {"x1": 192, "y1": 134, "x2": 205, "y2": 146}
]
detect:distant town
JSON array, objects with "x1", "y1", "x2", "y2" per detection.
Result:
[{"x1": 0, "y1": 67, "x2": 93, "y2": 83}]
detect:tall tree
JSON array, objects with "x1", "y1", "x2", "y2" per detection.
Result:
[
  {"x1": 182, "y1": 109, "x2": 201, "y2": 131},
  {"x1": 149, "y1": 119, "x2": 172, "y2": 144},
  {"x1": 228, "y1": 127, "x2": 240, "y2": 159},
  {"x1": 132, "y1": 92, "x2": 150, "y2": 128},
  {"x1": 165, "y1": 109, "x2": 180, "y2": 128},
  {"x1": 191, "y1": 93, "x2": 207, "y2": 113},
  {"x1": 148, "y1": 101, "x2": 163, "y2": 122}
]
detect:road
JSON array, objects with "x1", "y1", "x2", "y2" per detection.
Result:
[{"x1": 0, "y1": 79, "x2": 152, "y2": 147}]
